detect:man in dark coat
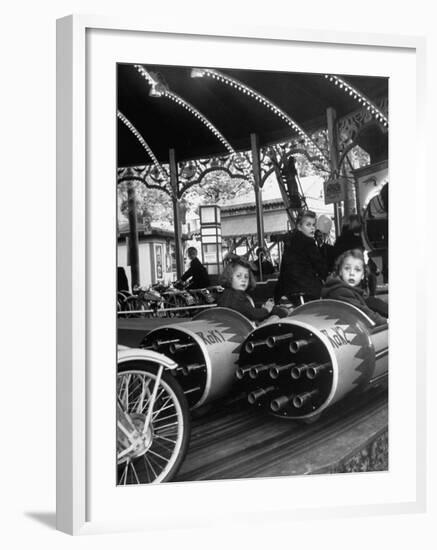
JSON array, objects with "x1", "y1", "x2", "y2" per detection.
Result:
[{"x1": 180, "y1": 247, "x2": 210, "y2": 289}]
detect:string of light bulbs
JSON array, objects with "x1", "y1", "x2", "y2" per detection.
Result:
[
  {"x1": 117, "y1": 110, "x2": 169, "y2": 181},
  {"x1": 324, "y1": 74, "x2": 388, "y2": 127},
  {"x1": 191, "y1": 68, "x2": 330, "y2": 165},
  {"x1": 134, "y1": 64, "x2": 236, "y2": 156}
]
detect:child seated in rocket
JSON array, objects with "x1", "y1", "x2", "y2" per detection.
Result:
[
  {"x1": 321, "y1": 249, "x2": 388, "y2": 326},
  {"x1": 218, "y1": 257, "x2": 288, "y2": 323}
]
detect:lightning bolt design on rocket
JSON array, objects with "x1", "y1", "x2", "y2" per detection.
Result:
[
  {"x1": 300, "y1": 311, "x2": 370, "y2": 387},
  {"x1": 205, "y1": 320, "x2": 244, "y2": 356}
]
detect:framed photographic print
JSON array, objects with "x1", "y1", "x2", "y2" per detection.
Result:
[{"x1": 56, "y1": 15, "x2": 426, "y2": 535}]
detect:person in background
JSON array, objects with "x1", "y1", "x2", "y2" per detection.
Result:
[
  {"x1": 117, "y1": 266, "x2": 129, "y2": 293},
  {"x1": 180, "y1": 247, "x2": 210, "y2": 289},
  {"x1": 218, "y1": 257, "x2": 287, "y2": 323},
  {"x1": 332, "y1": 214, "x2": 363, "y2": 259},
  {"x1": 251, "y1": 247, "x2": 275, "y2": 281},
  {"x1": 275, "y1": 210, "x2": 327, "y2": 305},
  {"x1": 315, "y1": 229, "x2": 336, "y2": 274},
  {"x1": 366, "y1": 253, "x2": 380, "y2": 296},
  {"x1": 321, "y1": 249, "x2": 388, "y2": 325}
]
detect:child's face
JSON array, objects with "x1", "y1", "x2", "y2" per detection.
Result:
[
  {"x1": 340, "y1": 257, "x2": 364, "y2": 287},
  {"x1": 231, "y1": 265, "x2": 250, "y2": 291},
  {"x1": 298, "y1": 217, "x2": 316, "y2": 238}
]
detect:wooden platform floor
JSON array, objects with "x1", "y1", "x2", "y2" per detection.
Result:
[{"x1": 174, "y1": 387, "x2": 388, "y2": 482}]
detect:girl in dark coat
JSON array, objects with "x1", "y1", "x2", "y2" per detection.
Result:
[
  {"x1": 275, "y1": 211, "x2": 327, "y2": 304},
  {"x1": 321, "y1": 249, "x2": 388, "y2": 326},
  {"x1": 218, "y1": 257, "x2": 287, "y2": 323},
  {"x1": 331, "y1": 214, "x2": 378, "y2": 295}
]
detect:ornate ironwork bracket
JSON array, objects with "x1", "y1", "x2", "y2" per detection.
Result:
[
  {"x1": 118, "y1": 153, "x2": 253, "y2": 200},
  {"x1": 337, "y1": 96, "x2": 388, "y2": 168},
  {"x1": 117, "y1": 165, "x2": 172, "y2": 196},
  {"x1": 177, "y1": 154, "x2": 252, "y2": 198}
]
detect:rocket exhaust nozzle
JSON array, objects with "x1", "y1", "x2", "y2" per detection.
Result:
[
  {"x1": 269, "y1": 362, "x2": 297, "y2": 379},
  {"x1": 152, "y1": 338, "x2": 180, "y2": 350},
  {"x1": 236, "y1": 365, "x2": 257, "y2": 380},
  {"x1": 249, "y1": 363, "x2": 276, "y2": 379},
  {"x1": 245, "y1": 338, "x2": 268, "y2": 353},
  {"x1": 293, "y1": 390, "x2": 319, "y2": 409},
  {"x1": 169, "y1": 341, "x2": 196, "y2": 354},
  {"x1": 290, "y1": 363, "x2": 316, "y2": 380},
  {"x1": 181, "y1": 363, "x2": 206, "y2": 376},
  {"x1": 306, "y1": 361, "x2": 331, "y2": 379},
  {"x1": 270, "y1": 393, "x2": 296, "y2": 412},
  {"x1": 248, "y1": 386, "x2": 276, "y2": 405},
  {"x1": 289, "y1": 336, "x2": 317, "y2": 354},
  {"x1": 266, "y1": 333, "x2": 294, "y2": 349}
]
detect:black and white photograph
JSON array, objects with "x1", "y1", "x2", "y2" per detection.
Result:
[
  {"x1": 1, "y1": 0, "x2": 434, "y2": 544},
  {"x1": 115, "y1": 63, "x2": 389, "y2": 486}
]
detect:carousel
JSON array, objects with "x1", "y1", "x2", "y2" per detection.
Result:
[{"x1": 115, "y1": 63, "x2": 389, "y2": 484}]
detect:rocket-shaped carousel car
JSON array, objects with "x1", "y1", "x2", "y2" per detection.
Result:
[
  {"x1": 237, "y1": 300, "x2": 388, "y2": 420},
  {"x1": 140, "y1": 308, "x2": 255, "y2": 408}
]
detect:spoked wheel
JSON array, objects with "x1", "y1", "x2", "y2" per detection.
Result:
[{"x1": 117, "y1": 362, "x2": 191, "y2": 484}]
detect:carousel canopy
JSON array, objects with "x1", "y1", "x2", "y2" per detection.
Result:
[{"x1": 117, "y1": 63, "x2": 388, "y2": 167}]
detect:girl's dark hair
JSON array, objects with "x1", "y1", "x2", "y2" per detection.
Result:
[
  {"x1": 334, "y1": 249, "x2": 369, "y2": 289},
  {"x1": 220, "y1": 257, "x2": 256, "y2": 291},
  {"x1": 296, "y1": 210, "x2": 316, "y2": 226}
]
